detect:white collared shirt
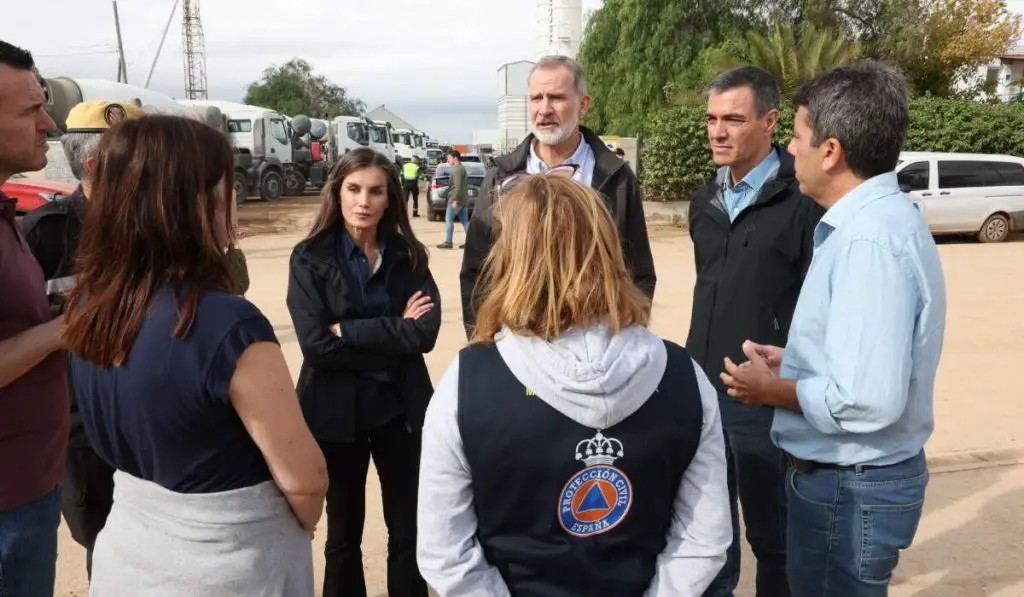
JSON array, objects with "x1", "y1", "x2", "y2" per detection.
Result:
[{"x1": 526, "y1": 133, "x2": 596, "y2": 187}]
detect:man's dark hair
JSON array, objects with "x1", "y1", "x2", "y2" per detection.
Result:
[
  {"x1": 0, "y1": 40, "x2": 35, "y2": 71},
  {"x1": 707, "y1": 66, "x2": 780, "y2": 116},
  {"x1": 614, "y1": 147, "x2": 625, "y2": 157},
  {"x1": 794, "y1": 60, "x2": 909, "y2": 180},
  {"x1": 449, "y1": 149, "x2": 461, "y2": 160}
]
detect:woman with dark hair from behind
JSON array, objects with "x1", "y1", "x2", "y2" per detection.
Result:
[
  {"x1": 64, "y1": 115, "x2": 328, "y2": 596},
  {"x1": 417, "y1": 174, "x2": 731, "y2": 596},
  {"x1": 287, "y1": 147, "x2": 440, "y2": 597}
]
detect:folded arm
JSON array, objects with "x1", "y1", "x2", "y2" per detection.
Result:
[
  {"x1": 796, "y1": 239, "x2": 918, "y2": 435},
  {"x1": 339, "y1": 272, "x2": 441, "y2": 355},
  {"x1": 286, "y1": 256, "x2": 396, "y2": 371},
  {"x1": 646, "y1": 361, "x2": 731, "y2": 595},
  {"x1": 417, "y1": 357, "x2": 512, "y2": 596}
]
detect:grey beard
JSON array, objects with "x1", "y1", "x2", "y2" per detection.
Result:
[{"x1": 530, "y1": 113, "x2": 579, "y2": 146}]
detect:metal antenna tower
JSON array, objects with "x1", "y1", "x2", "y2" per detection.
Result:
[{"x1": 181, "y1": 0, "x2": 208, "y2": 99}]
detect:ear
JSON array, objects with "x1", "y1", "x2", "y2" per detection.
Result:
[
  {"x1": 84, "y1": 155, "x2": 97, "y2": 176},
  {"x1": 764, "y1": 109, "x2": 780, "y2": 136},
  {"x1": 579, "y1": 94, "x2": 591, "y2": 118},
  {"x1": 820, "y1": 138, "x2": 844, "y2": 173}
]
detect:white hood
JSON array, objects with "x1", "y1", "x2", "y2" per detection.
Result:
[{"x1": 495, "y1": 324, "x2": 668, "y2": 430}]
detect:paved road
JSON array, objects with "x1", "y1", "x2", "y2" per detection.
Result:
[{"x1": 54, "y1": 196, "x2": 1024, "y2": 596}]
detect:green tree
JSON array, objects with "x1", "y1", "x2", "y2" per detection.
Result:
[
  {"x1": 743, "y1": 22, "x2": 862, "y2": 101},
  {"x1": 243, "y1": 58, "x2": 365, "y2": 118},
  {"x1": 578, "y1": 0, "x2": 750, "y2": 135},
  {"x1": 905, "y1": 0, "x2": 1023, "y2": 98}
]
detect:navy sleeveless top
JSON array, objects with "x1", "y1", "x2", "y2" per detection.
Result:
[{"x1": 71, "y1": 288, "x2": 278, "y2": 493}]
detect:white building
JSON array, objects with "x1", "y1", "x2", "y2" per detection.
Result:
[
  {"x1": 964, "y1": 45, "x2": 1024, "y2": 102},
  {"x1": 536, "y1": 0, "x2": 583, "y2": 59},
  {"x1": 497, "y1": 61, "x2": 534, "y2": 153}
]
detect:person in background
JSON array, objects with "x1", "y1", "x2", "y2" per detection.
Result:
[
  {"x1": 688, "y1": 66, "x2": 823, "y2": 597},
  {"x1": 461, "y1": 55, "x2": 655, "y2": 338},
  {"x1": 225, "y1": 190, "x2": 250, "y2": 295},
  {"x1": 438, "y1": 149, "x2": 469, "y2": 249},
  {"x1": 64, "y1": 115, "x2": 328, "y2": 596},
  {"x1": 402, "y1": 155, "x2": 423, "y2": 218},
  {"x1": 614, "y1": 147, "x2": 626, "y2": 160},
  {"x1": 418, "y1": 173, "x2": 730, "y2": 596},
  {"x1": 20, "y1": 99, "x2": 144, "y2": 581},
  {"x1": 287, "y1": 147, "x2": 440, "y2": 597},
  {"x1": 721, "y1": 61, "x2": 946, "y2": 597},
  {"x1": 0, "y1": 39, "x2": 68, "y2": 597}
]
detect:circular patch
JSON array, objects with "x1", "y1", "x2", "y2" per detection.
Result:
[
  {"x1": 558, "y1": 465, "x2": 632, "y2": 537},
  {"x1": 104, "y1": 103, "x2": 127, "y2": 126}
]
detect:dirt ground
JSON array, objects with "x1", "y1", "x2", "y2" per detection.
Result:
[{"x1": 53, "y1": 195, "x2": 1024, "y2": 597}]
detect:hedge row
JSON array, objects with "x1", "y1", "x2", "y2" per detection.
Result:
[{"x1": 638, "y1": 97, "x2": 1024, "y2": 202}]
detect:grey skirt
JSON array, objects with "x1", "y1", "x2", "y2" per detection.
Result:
[{"x1": 89, "y1": 471, "x2": 314, "y2": 596}]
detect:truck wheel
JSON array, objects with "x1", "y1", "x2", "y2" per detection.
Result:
[
  {"x1": 284, "y1": 171, "x2": 306, "y2": 196},
  {"x1": 261, "y1": 171, "x2": 284, "y2": 202},
  {"x1": 233, "y1": 173, "x2": 248, "y2": 205},
  {"x1": 978, "y1": 213, "x2": 1010, "y2": 243}
]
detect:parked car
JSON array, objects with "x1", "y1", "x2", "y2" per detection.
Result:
[
  {"x1": 896, "y1": 151, "x2": 1024, "y2": 243},
  {"x1": 1, "y1": 174, "x2": 77, "y2": 215},
  {"x1": 428, "y1": 162, "x2": 486, "y2": 222}
]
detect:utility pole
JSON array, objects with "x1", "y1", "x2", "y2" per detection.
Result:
[
  {"x1": 112, "y1": 0, "x2": 128, "y2": 83},
  {"x1": 181, "y1": 0, "x2": 209, "y2": 99},
  {"x1": 145, "y1": 0, "x2": 180, "y2": 88}
]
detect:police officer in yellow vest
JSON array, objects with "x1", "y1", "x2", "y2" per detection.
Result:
[{"x1": 402, "y1": 155, "x2": 423, "y2": 218}]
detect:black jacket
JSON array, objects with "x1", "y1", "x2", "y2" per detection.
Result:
[
  {"x1": 286, "y1": 226, "x2": 441, "y2": 441},
  {"x1": 459, "y1": 126, "x2": 656, "y2": 338},
  {"x1": 685, "y1": 147, "x2": 824, "y2": 393},
  {"x1": 20, "y1": 187, "x2": 88, "y2": 448}
]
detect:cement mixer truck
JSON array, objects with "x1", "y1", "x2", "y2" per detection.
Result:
[{"x1": 179, "y1": 100, "x2": 330, "y2": 201}]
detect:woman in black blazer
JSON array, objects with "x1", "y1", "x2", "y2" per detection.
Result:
[{"x1": 286, "y1": 147, "x2": 440, "y2": 597}]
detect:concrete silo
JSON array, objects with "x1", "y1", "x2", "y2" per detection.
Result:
[{"x1": 536, "y1": 0, "x2": 583, "y2": 59}]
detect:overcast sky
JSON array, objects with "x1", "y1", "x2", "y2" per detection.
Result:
[
  {"x1": 6, "y1": 0, "x2": 1022, "y2": 141},
  {"x1": 6, "y1": 0, "x2": 603, "y2": 141}
]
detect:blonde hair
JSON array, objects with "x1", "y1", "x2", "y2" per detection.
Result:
[{"x1": 471, "y1": 174, "x2": 651, "y2": 343}]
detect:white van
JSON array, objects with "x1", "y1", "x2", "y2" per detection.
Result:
[{"x1": 896, "y1": 152, "x2": 1024, "y2": 243}]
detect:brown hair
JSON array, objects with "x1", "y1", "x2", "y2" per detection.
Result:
[
  {"x1": 64, "y1": 114, "x2": 238, "y2": 366},
  {"x1": 306, "y1": 147, "x2": 427, "y2": 272},
  {"x1": 471, "y1": 174, "x2": 650, "y2": 343}
]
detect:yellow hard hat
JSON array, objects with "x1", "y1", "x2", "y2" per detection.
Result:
[{"x1": 65, "y1": 100, "x2": 145, "y2": 133}]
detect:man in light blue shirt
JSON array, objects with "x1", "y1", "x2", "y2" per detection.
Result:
[{"x1": 720, "y1": 61, "x2": 946, "y2": 597}]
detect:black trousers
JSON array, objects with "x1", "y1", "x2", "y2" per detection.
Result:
[
  {"x1": 319, "y1": 418, "x2": 427, "y2": 597},
  {"x1": 60, "y1": 446, "x2": 115, "y2": 579},
  {"x1": 404, "y1": 182, "x2": 419, "y2": 213}
]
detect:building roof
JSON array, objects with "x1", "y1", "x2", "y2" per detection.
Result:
[{"x1": 365, "y1": 105, "x2": 422, "y2": 134}]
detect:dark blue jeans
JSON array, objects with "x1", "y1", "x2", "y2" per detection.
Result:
[
  {"x1": 703, "y1": 397, "x2": 789, "y2": 597},
  {"x1": 0, "y1": 486, "x2": 61, "y2": 597},
  {"x1": 787, "y1": 450, "x2": 928, "y2": 597}
]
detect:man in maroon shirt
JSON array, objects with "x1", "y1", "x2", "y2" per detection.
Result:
[{"x1": 0, "y1": 40, "x2": 70, "y2": 597}]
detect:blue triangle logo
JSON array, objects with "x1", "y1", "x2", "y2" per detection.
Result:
[{"x1": 577, "y1": 483, "x2": 611, "y2": 513}]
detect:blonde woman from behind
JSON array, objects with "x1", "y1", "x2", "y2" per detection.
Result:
[{"x1": 417, "y1": 173, "x2": 732, "y2": 596}]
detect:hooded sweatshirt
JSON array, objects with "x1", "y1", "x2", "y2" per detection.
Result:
[{"x1": 417, "y1": 324, "x2": 731, "y2": 597}]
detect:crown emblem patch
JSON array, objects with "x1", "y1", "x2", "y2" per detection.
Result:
[{"x1": 557, "y1": 430, "x2": 633, "y2": 537}]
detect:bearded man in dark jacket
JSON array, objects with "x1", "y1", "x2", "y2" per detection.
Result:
[{"x1": 459, "y1": 55, "x2": 656, "y2": 339}]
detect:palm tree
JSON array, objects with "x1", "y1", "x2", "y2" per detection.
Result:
[{"x1": 744, "y1": 22, "x2": 862, "y2": 101}]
